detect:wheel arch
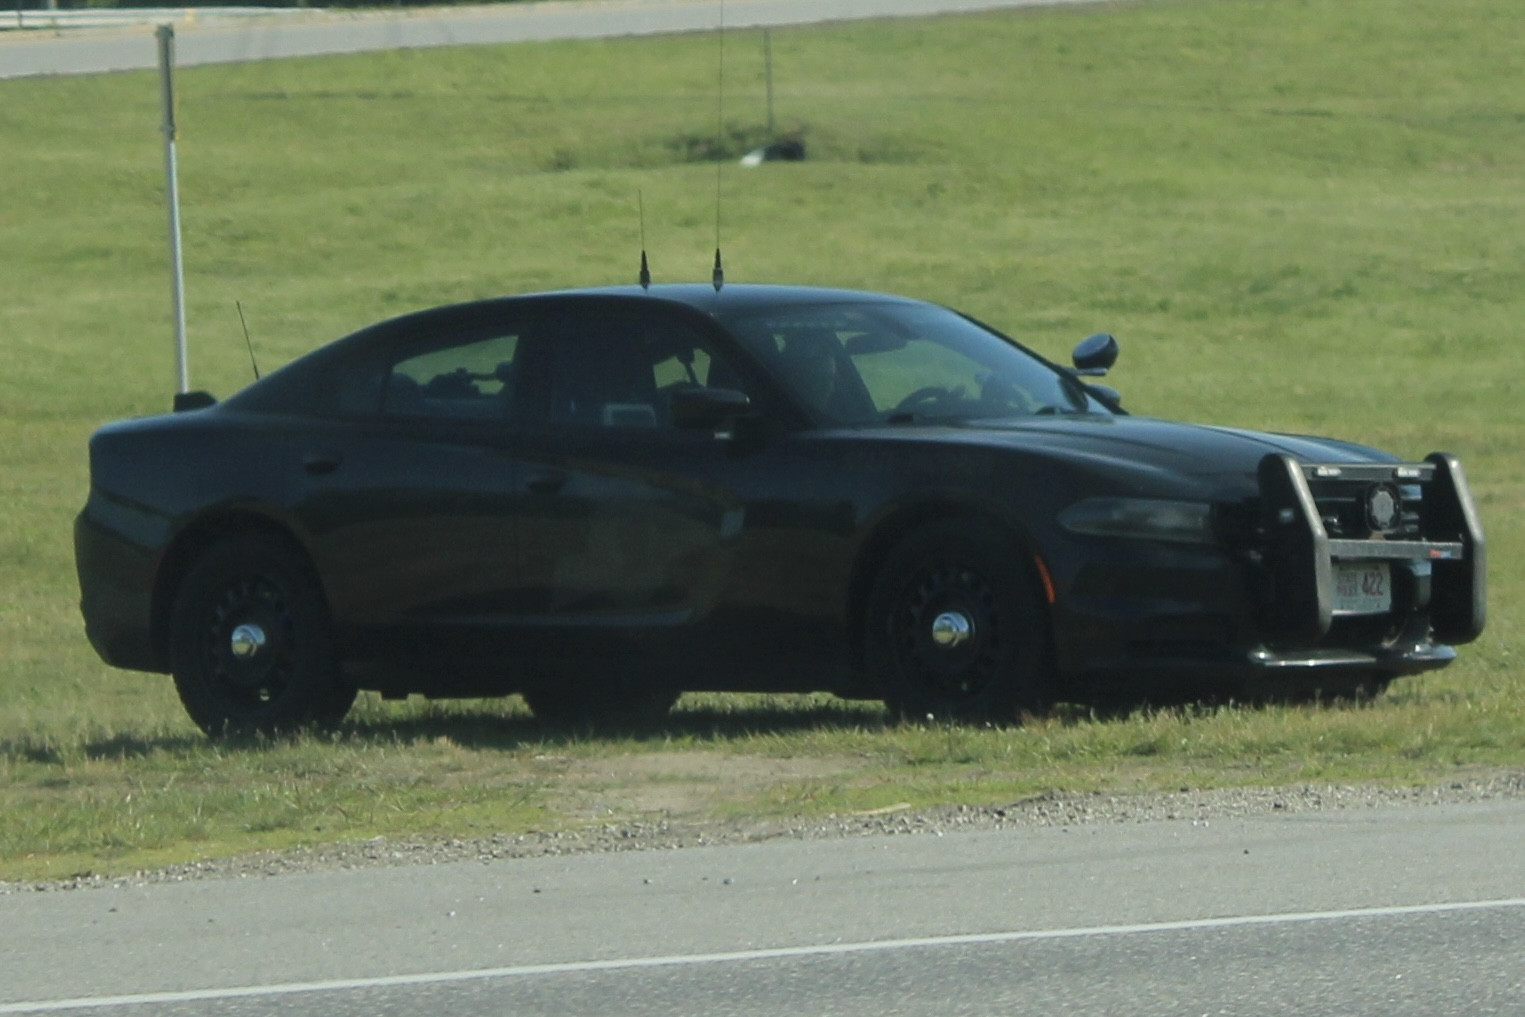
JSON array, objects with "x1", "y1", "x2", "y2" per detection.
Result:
[
  {"x1": 844, "y1": 498, "x2": 1052, "y2": 690},
  {"x1": 150, "y1": 511, "x2": 324, "y2": 668}
]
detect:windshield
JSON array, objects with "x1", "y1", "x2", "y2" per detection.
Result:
[{"x1": 720, "y1": 299, "x2": 1107, "y2": 425}]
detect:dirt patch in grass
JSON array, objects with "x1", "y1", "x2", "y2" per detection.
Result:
[{"x1": 545, "y1": 750, "x2": 871, "y2": 820}]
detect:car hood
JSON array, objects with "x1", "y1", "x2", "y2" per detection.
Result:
[{"x1": 945, "y1": 414, "x2": 1395, "y2": 496}]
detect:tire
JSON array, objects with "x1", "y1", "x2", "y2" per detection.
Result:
[
  {"x1": 864, "y1": 517, "x2": 1052, "y2": 723},
  {"x1": 522, "y1": 684, "x2": 679, "y2": 729},
  {"x1": 168, "y1": 535, "x2": 356, "y2": 737}
]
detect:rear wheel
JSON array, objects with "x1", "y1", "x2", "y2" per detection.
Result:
[
  {"x1": 865, "y1": 518, "x2": 1052, "y2": 723},
  {"x1": 169, "y1": 535, "x2": 355, "y2": 737}
]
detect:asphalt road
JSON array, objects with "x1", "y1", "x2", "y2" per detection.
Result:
[
  {"x1": 0, "y1": 0, "x2": 1113, "y2": 80},
  {"x1": 3, "y1": 799, "x2": 1523, "y2": 1015}
]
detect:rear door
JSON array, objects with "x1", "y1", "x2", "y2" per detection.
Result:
[{"x1": 295, "y1": 312, "x2": 531, "y2": 665}]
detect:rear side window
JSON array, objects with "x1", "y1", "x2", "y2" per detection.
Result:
[
  {"x1": 384, "y1": 332, "x2": 520, "y2": 421},
  {"x1": 333, "y1": 326, "x2": 523, "y2": 421}
]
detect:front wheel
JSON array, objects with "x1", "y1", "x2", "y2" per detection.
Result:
[
  {"x1": 865, "y1": 518, "x2": 1052, "y2": 723},
  {"x1": 168, "y1": 535, "x2": 355, "y2": 737}
]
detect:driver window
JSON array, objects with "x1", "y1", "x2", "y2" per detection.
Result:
[{"x1": 851, "y1": 336, "x2": 974, "y2": 414}]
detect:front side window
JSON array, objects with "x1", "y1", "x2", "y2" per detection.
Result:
[
  {"x1": 722, "y1": 300, "x2": 1103, "y2": 425},
  {"x1": 519, "y1": 309, "x2": 752, "y2": 431}
]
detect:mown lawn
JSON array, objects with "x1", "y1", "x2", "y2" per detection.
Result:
[{"x1": 0, "y1": 0, "x2": 1520, "y2": 882}]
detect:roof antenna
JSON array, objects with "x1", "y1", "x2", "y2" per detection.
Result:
[
  {"x1": 637, "y1": 190, "x2": 651, "y2": 289},
  {"x1": 236, "y1": 300, "x2": 260, "y2": 380},
  {"x1": 711, "y1": 0, "x2": 726, "y2": 292}
]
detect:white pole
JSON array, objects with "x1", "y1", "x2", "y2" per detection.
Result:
[
  {"x1": 764, "y1": 28, "x2": 775, "y2": 135},
  {"x1": 157, "y1": 24, "x2": 189, "y2": 395}
]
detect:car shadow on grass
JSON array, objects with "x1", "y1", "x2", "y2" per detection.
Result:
[
  {"x1": 328, "y1": 695, "x2": 1249, "y2": 754},
  {"x1": 5, "y1": 690, "x2": 1387, "y2": 765},
  {"x1": 1, "y1": 700, "x2": 896, "y2": 764},
  {"x1": 3, "y1": 731, "x2": 210, "y2": 765},
  {"x1": 334, "y1": 696, "x2": 899, "y2": 752}
]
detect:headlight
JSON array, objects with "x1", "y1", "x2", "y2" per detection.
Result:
[{"x1": 1058, "y1": 497, "x2": 1216, "y2": 545}]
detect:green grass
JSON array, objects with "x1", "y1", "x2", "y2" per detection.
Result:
[{"x1": 2, "y1": 0, "x2": 1522, "y2": 881}]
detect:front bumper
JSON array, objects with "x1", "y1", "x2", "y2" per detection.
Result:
[
  {"x1": 1053, "y1": 451, "x2": 1484, "y2": 694},
  {"x1": 1257, "y1": 451, "x2": 1485, "y2": 648}
]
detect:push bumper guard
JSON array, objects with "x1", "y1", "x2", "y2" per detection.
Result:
[{"x1": 1257, "y1": 452, "x2": 1486, "y2": 647}]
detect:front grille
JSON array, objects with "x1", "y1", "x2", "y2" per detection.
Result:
[
  {"x1": 1249, "y1": 452, "x2": 1484, "y2": 649},
  {"x1": 1232, "y1": 460, "x2": 1450, "y2": 548},
  {"x1": 1304, "y1": 478, "x2": 1423, "y2": 540}
]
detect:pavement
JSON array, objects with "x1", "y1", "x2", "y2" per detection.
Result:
[
  {"x1": 2, "y1": 6, "x2": 315, "y2": 31},
  {"x1": 0, "y1": 0, "x2": 1114, "y2": 79},
  {"x1": 3, "y1": 798, "x2": 1523, "y2": 1015}
]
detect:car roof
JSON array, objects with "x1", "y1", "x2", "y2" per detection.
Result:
[
  {"x1": 317, "y1": 283, "x2": 930, "y2": 352},
  {"x1": 564, "y1": 282, "x2": 922, "y2": 305},
  {"x1": 411, "y1": 282, "x2": 925, "y2": 318}
]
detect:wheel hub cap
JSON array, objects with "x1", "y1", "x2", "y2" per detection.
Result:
[
  {"x1": 229, "y1": 623, "x2": 268, "y2": 660},
  {"x1": 930, "y1": 610, "x2": 973, "y2": 649}
]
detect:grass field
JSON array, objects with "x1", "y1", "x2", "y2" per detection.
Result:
[{"x1": 1, "y1": 0, "x2": 1521, "y2": 882}]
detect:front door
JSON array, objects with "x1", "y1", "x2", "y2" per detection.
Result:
[{"x1": 509, "y1": 306, "x2": 756, "y2": 688}]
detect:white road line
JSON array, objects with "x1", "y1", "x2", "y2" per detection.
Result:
[{"x1": 5, "y1": 896, "x2": 1525, "y2": 1014}]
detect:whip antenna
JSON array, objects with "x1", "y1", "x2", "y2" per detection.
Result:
[
  {"x1": 638, "y1": 190, "x2": 651, "y2": 289},
  {"x1": 235, "y1": 301, "x2": 260, "y2": 380},
  {"x1": 712, "y1": 0, "x2": 726, "y2": 292}
]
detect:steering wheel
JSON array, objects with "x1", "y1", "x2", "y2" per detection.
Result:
[{"x1": 892, "y1": 385, "x2": 960, "y2": 414}]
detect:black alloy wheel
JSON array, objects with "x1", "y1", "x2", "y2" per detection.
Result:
[
  {"x1": 866, "y1": 517, "x2": 1052, "y2": 722},
  {"x1": 169, "y1": 535, "x2": 355, "y2": 737}
]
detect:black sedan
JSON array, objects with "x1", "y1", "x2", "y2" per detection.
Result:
[{"x1": 74, "y1": 285, "x2": 1486, "y2": 734}]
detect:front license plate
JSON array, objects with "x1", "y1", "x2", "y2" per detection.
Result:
[{"x1": 1333, "y1": 561, "x2": 1392, "y2": 615}]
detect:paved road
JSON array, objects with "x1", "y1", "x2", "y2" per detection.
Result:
[
  {"x1": 3, "y1": 800, "x2": 1523, "y2": 1014},
  {"x1": 0, "y1": 0, "x2": 1111, "y2": 80}
]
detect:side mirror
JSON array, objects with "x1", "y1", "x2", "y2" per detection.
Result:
[
  {"x1": 1071, "y1": 333, "x2": 1119, "y2": 377},
  {"x1": 670, "y1": 386, "x2": 753, "y2": 432}
]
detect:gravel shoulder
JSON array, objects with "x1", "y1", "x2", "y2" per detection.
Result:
[{"x1": 9, "y1": 769, "x2": 1523, "y2": 895}]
